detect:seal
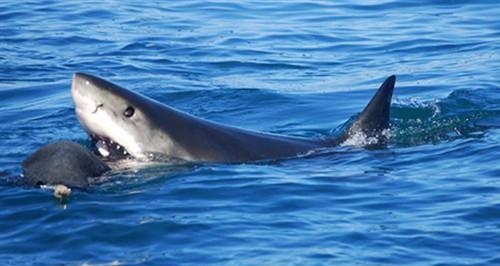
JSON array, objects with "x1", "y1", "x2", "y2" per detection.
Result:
[{"x1": 22, "y1": 141, "x2": 110, "y2": 188}]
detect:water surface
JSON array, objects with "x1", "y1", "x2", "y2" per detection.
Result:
[{"x1": 1, "y1": 0, "x2": 500, "y2": 265}]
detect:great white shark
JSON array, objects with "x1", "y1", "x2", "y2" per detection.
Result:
[{"x1": 71, "y1": 73, "x2": 395, "y2": 163}]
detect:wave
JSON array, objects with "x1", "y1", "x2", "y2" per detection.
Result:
[{"x1": 390, "y1": 88, "x2": 500, "y2": 146}]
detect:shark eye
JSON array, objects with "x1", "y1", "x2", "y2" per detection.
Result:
[{"x1": 123, "y1": 106, "x2": 135, "y2": 118}]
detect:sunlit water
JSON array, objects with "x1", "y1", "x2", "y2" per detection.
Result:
[{"x1": 1, "y1": 1, "x2": 500, "y2": 265}]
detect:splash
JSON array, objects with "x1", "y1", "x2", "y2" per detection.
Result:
[{"x1": 342, "y1": 129, "x2": 391, "y2": 147}]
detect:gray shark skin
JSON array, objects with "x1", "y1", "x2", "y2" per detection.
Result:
[
  {"x1": 71, "y1": 73, "x2": 395, "y2": 163},
  {"x1": 22, "y1": 141, "x2": 110, "y2": 188}
]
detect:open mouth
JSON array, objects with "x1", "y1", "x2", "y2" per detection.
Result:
[{"x1": 90, "y1": 134, "x2": 130, "y2": 159}]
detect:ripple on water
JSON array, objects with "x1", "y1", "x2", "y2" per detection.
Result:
[{"x1": 1, "y1": 0, "x2": 500, "y2": 265}]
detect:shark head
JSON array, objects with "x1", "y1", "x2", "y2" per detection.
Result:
[{"x1": 71, "y1": 72, "x2": 169, "y2": 159}]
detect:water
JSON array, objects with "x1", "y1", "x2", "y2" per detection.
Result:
[{"x1": 1, "y1": 0, "x2": 500, "y2": 265}]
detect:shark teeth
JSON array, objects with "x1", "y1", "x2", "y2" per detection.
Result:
[
  {"x1": 90, "y1": 134, "x2": 130, "y2": 158},
  {"x1": 96, "y1": 141, "x2": 110, "y2": 157}
]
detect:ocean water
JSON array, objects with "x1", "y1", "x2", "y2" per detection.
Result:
[{"x1": 1, "y1": 0, "x2": 500, "y2": 265}]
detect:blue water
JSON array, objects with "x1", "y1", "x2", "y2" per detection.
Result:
[{"x1": 1, "y1": 0, "x2": 500, "y2": 265}]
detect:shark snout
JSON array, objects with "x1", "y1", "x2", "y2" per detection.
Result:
[
  {"x1": 71, "y1": 73, "x2": 96, "y2": 97},
  {"x1": 71, "y1": 72, "x2": 103, "y2": 117}
]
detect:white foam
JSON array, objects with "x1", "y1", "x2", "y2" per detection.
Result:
[{"x1": 341, "y1": 129, "x2": 391, "y2": 147}]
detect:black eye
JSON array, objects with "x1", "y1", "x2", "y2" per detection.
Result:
[{"x1": 123, "y1": 106, "x2": 135, "y2": 117}]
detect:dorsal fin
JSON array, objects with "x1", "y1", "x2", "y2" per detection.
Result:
[{"x1": 332, "y1": 75, "x2": 396, "y2": 147}]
